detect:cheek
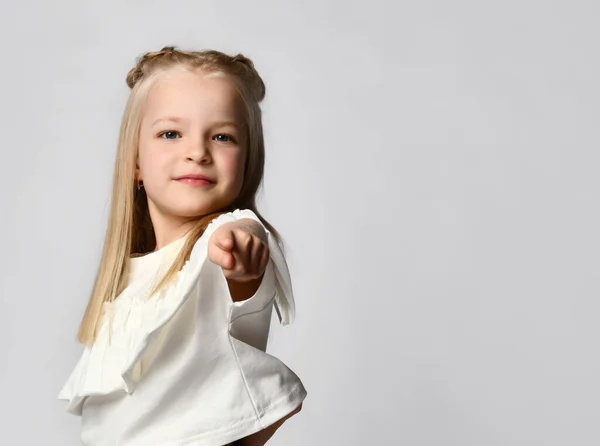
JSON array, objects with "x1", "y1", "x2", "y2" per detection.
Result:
[
  {"x1": 138, "y1": 142, "x2": 173, "y2": 178},
  {"x1": 219, "y1": 150, "x2": 246, "y2": 182}
]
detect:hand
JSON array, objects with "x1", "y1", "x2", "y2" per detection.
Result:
[{"x1": 208, "y1": 220, "x2": 269, "y2": 282}]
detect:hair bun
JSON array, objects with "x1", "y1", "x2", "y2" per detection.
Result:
[
  {"x1": 126, "y1": 66, "x2": 143, "y2": 89},
  {"x1": 232, "y1": 54, "x2": 255, "y2": 70},
  {"x1": 125, "y1": 47, "x2": 266, "y2": 100},
  {"x1": 126, "y1": 46, "x2": 179, "y2": 89},
  {"x1": 231, "y1": 53, "x2": 265, "y2": 101}
]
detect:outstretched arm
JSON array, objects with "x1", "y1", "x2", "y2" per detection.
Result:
[
  {"x1": 211, "y1": 217, "x2": 304, "y2": 444},
  {"x1": 208, "y1": 218, "x2": 269, "y2": 302}
]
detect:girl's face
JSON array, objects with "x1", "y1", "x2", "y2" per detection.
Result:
[{"x1": 137, "y1": 69, "x2": 246, "y2": 228}]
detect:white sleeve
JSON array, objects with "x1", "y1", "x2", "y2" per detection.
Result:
[{"x1": 204, "y1": 208, "x2": 296, "y2": 326}]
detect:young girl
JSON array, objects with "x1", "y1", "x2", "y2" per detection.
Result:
[{"x1": 58, "y1": 46, "x2": 307, "y2": 445}]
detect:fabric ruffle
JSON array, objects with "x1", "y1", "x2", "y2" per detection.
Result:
[{"x1": 57, "y1": 209, "x2": 296, "y2": 415}]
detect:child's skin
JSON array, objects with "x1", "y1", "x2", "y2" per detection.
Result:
[
  {"x1": 210, "y1": 218, "x2": 270, "y2": 301},
  {"x1": 136, "y1": 67, "x2": 301, "y2": 444},
  {"x1": 136, "y1": 68, "x2": 266, "y2": 299}
]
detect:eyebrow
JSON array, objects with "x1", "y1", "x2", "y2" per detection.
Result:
[
  {"x1": 152, "y1": 116, "x2": 187, "y2": 126},
  {"x1": 151, "y1": 117, "x2": 240, "y2": 129}
]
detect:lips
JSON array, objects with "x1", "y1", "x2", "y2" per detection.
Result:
[
  {"x1": 174, "y1": 173, "x2": 215, "y2": 188},
  {"x1": 174, "y1": 174, "x2": 214, "y2": 182}
]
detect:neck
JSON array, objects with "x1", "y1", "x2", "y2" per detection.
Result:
[{"x1": 146, "y1": 203, "x2": 198, "y2": 251}]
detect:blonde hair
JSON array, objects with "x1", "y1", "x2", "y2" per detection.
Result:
[{"x1": 76, "y1": 46, "x2": 283, "y2": 347}]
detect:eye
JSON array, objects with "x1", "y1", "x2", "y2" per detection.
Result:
[
  {"x1": 213, "y1": 133, "x2": 236, "y2": 143},
  {"x1": 158, "y1": 130, "x2": 181, "y2": 140}
]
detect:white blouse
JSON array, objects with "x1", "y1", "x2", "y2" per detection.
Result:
[{"x1": 58, "y1": 209, "x2": 307, "y2": 446}]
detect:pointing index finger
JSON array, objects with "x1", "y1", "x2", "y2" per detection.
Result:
[{"x1": 214, "y1": 229, "x2": 235, "y2": 252}]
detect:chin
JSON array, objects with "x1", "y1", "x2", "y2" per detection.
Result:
[
  {"x1": 173, "y1": 201, "x2": 232, "y2": 218},
  {"x1": 175, "y1": 207, "x2": 216, "y2": 218}
]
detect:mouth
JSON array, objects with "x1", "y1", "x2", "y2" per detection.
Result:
[{"x1": 174, "y1": 174, "x2": 215, "y2": 187}]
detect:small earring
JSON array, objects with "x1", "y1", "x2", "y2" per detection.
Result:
[{"x1": 136, "y1": 178, "x2": 144, "y2": 190}]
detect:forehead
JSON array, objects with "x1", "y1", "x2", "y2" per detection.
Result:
[{"x1": 142, "y1": 68, "x2": 244, "y2": 122}]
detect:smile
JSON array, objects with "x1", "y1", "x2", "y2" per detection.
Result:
[{"x1": 175, "y1": 178, "x2": 214, "y2": 187}]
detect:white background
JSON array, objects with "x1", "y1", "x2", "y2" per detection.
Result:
[{"x1": 0, "y1": 1, "x2": 599, "y2": 445}]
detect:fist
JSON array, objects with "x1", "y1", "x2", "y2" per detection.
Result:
[{"x1": 208, "y1": 221, "x2": 270, "y2": 282}]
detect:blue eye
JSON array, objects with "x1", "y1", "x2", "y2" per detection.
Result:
[
  {"x1": 158, "y1": 130, "x2": 181, "y2": 140},
  {"x1": 214, "y1": 134, "x2": 236, "y2": 143}
]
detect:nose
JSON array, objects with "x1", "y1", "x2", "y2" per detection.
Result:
[{"x1": 186, "y1": 139, "x2": 211, "y2": 164}]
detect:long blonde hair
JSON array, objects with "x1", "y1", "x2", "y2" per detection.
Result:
[{"x1": 76, "y1": 46, "x2": 283, "y2": 347}]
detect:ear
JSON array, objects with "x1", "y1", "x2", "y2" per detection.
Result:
[{"x1": 135, "y1": 156, "x2": 141, "y2": 180}]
